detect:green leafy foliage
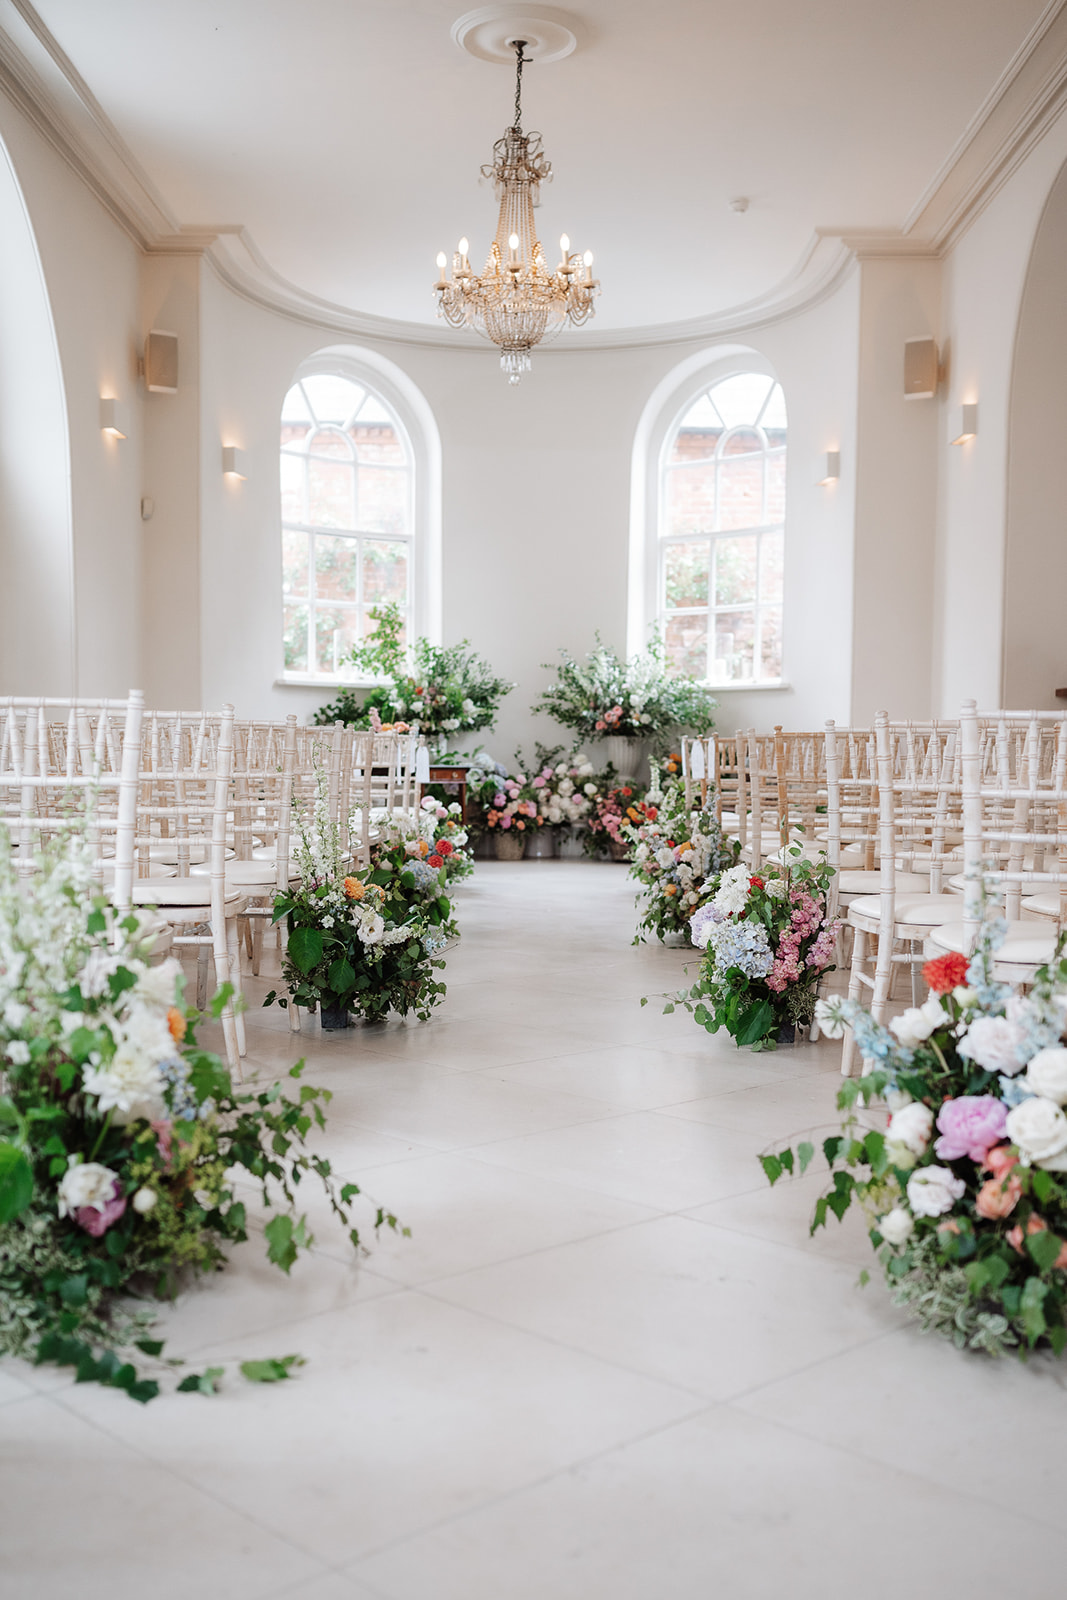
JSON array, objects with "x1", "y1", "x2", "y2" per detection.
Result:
[
  {"x1": 240, "y1": 1354, "x2": 305, "y2": 1383},
  {"x1": 532, "y1": 634, "x2": 716, "y2": 742}
]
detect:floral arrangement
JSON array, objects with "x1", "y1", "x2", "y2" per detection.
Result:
[
  {"x1": 414, "y1": 797, "x2": 474, "y2": 886},
  {"x1": 314, "y1": 602, "x2": 513, "y2": 741},
  {"x1": 580, "y1": 775, "x2": 652, "y2": 859},
  {"x1": 532, "y1": 635, "x2": 716, "y2": 744},
  {"x1": 663, "y1": 850, "x2": 840, "y2": 1048},
  {"x1": 627, "y1": 783, "x2": 739, "y2": 944},
  {"x1": 519, "y1": 745, "x2": 599, "y2": 830},
  {"x1": 0, "y1": 826, "x2": 400, "y2": 1401},
  {"x1": 764, "y1": 908, "x2": 1067, "y2": 1358},
  {"x1": 466, "y1": 762, "x2": 544, "y2": 840},
  {"x1": 265, "y1": 776, "x2": 448, "y2": 1025}
]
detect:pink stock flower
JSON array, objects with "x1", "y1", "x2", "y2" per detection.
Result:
[
  {"x1": 151, "y1": 1119, "x2": 173, "y2": 1167},
  {"x1": 934, "y1": 1096, "x2": 1008, "y2": 1163}
]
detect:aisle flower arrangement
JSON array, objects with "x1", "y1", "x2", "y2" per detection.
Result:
[
  {"x1": 580, "y1": 775, "x2": 652, "y2": 859},
  {"x1": 763, "y1": 906, "x2": 1067, "y2": 1358},
  {"x1": 627, "y1": 784, "x2": 739, "y2": 944},
  {"x1": 266, "y1": 778, "x2": 449, "y2": 1025},
  {"x1": 466, "y1": 763, "x2": 543, "y2": 840},
  {"x1": 0, "y1": 827, "x2": 400, "y2": 1401},
  {"x1": 520, "y1": 745, "x2": 599, "y2": 831},
  {"x1": 661, "y1": 851, "x2": 839, "y2": 1047},
  {"x1": 532, "y1": 635, "x2": 716, "y2": 745},
  {"x1": 314, "y1": 602, "x2": 513, "y2": 741}
]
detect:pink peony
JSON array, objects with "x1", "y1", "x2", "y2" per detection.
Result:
[
  {"x1": 74, "y1": 1181, "x2": 126, "y2": 1237},
  {"x1": 493, "y1": 793, "x2": 506, "y2": 808},
  {"x1": 933, "y1": 1095, "x2": 1008, "y2": 1163},
  {"x1": 533, "y1": 775, "x2": 546, "y2": 788}
]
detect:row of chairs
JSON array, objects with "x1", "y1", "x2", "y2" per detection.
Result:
[
  {"x1": 0, "y1": 693, "x2": 427, "y2": 1071},
  {"x1": 681, "y1": 708, "x2": 1067, "y2": 1074}
]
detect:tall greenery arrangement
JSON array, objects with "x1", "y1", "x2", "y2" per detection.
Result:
[
  {"x1": 532, "y1": 635, "x2": 716, "y2": 745},
  {"x1": 314, "y1": 602, "x2": 513, "y2": 739}
]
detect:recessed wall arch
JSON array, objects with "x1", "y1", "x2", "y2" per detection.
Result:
[{"x1": 0, "y1": 129, "x2": 73, "y2": 692}]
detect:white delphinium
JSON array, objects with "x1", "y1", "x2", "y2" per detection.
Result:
[{"x1": 713, "y1": 863, "x2": 751, "y2": 917}]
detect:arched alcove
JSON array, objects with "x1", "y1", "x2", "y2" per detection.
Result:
[
  {"x1": 1003, "y1": 157, "x2": 1067, "y2": 708},
  {"x1": 0, "y1": 132, "x2": 72, "y2": 692}
]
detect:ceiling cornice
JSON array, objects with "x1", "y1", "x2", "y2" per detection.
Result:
[{"x1": 1, "y1": 0, "x2": 1066, "y2": 350}]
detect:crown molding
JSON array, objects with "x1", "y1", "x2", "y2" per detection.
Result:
[{"x1": 1, "y1": 0, "x2": 1067, "y2": 350}]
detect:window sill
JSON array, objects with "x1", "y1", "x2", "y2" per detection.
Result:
[
  {"x1": 707, "y1": 681, "x2": 791, "y2": 692},
  {"x1": 274, "y1": 674, "x2": 388, "y2": 691}
]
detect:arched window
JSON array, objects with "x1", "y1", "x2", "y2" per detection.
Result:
[
  {"x1": 659, "y1": 372, "x2": 787, "y2": 685},
  {"x1": 281, "y1": 372, "x2": 413, "y2": 677}
]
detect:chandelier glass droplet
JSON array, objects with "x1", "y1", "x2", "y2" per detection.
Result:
[{"x1": 433, "y1": 41, "x2": 598, "y2": 383}]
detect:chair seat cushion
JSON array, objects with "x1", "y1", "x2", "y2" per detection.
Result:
[
  {"x1": 130, "y1": 879, "x2": 245, "y2": 909},
  {"x1": 188, "y1": 859, "x2": 290, "y2": 887},
  {"x1": 838, "y1": 870, "x2": 929, "y2": 895},
  {"x1": 1022, "y1": 892, "x2": 1065, "y2": 919},
  {"x1": 928, "y1": 921, "x2": 1059, "y2": 966},
  {"x1": 848, "y1": 893, "x2": 964, "y2": 930}
]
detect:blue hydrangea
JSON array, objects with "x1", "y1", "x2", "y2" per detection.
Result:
[
  {"x1": 407, "y1": 860, "x2": 443, "y2": 894},
  {"x1": 998, "y1": 1073, "x2": 1035, "y2": 1108},
  {"x1": 422, "y1": 928, "x2": 448, "y2": 956},
  {"x1": 160, "y1": 1055, "x2": 198, "y2": 1121},
  {"x1": 708, "y1": 919, "x2": 774, "y2": 980}
]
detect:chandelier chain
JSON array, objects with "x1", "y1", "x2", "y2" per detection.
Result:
[{"x1": 513, "y1": 40, "x2": 528, "y2": 130}]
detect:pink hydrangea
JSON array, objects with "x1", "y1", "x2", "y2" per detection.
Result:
[{"x1": 934, "y1": 1095, "x2": 1008, "y2": 1163}]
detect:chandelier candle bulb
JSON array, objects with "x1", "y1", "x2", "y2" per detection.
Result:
[{"x1": 583, "y1": 250, "x2": 594, "y2": 283}]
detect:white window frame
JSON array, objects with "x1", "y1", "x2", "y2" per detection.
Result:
[{"x1": 277, "y1": 347, "x2": 442, "y2": 688}]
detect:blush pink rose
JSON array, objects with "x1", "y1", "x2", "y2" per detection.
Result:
[
  {"x1": 983, "y1": 1144, "x2": 1019, "y2": 1180},
  {"x1": 1007, "y1": 1214, "x2": 1067, "y2": 1267},
  {"x1": 934, "y1": 1095, "x2": 1008, "y2": 1163},
  {"x1": 73, "y1": 1181, "x2": 126, "y2": 1237},
  {"x1": 975, "y1": 1173, "x2": 1023, "y2": 1220}
]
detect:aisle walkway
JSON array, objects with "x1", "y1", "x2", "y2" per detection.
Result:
[{"x1": 4, "y1": 862, "x2": 1067, "y2": 1598}]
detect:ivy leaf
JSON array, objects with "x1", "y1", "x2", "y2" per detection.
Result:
[
  {"x1": 240, "y1": 1354, "x2": 305, "y2": 1384},
  {"x1": 135, "y1": 1339, "x2": 165, "y2": 1357},
  {"x1": 1032, "y1": 1170, "x2": 1054, "y2": 1205},
  {"x1": 797, "y1": 1141, "x2": 815, "y2": 1175},
  {"x1": 0, "y1": 1142, "x2": 34, "y2": 1223},
  {"x1": 264, "y1": 1214, "x2": 297, "y2": 1273},
  {"x1": 759, "y1": 1154, "x2": 783, "y2": 1186},
  {"x1": 177, "y1": 1366, "x2": 224, "y2": 1396}
]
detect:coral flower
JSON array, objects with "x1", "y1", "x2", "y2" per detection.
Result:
[
  {"x1": 167, "y1": 1006, "x2": 187, "y2": 1043},
  {"x1": 664, "y1": 884, "x2": 678, "y2": 897},
  {"x1": 435, "y1": 840, "x2": 454, "y2": 856},
  {"x1": 984, "y1": 1144, "x2": 1020, "y2": 1180},
  {"x1": 975, "y1": 1173, "x2": 1023, "y2": 1220},
  {"x1": 1006, "y1": 1215, "x2": 1067, "y2": 1266},
  {"x1": 749, "y1": 876, "x2": 765, "y2": 890},
  {"x1": 922, "y1": 952, "x2": 970, "y2": 994},
  {"x1": 428, "y1": 854, "x2": 444, "y2": 869},
  {"x1": 343, "y1": 877, "x2": 365, "y2": 901},
  {"x1": 417, "y1": 840, "x2": 430, "y2": 857}
]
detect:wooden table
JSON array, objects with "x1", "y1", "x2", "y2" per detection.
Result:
[{"x1": 427, "y1": 764, "x2": 470, "y2": 821}]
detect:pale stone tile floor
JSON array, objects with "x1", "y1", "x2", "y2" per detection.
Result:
[{"x1": 3, "y1": 861, "x2": 1067, "y2": 1598}]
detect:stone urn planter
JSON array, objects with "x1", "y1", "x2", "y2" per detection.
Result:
[
  {"x1": 526, "y1": 826, "x2": 560, "y2": 860},
  {"x1": 493, "y1": 830, "x2": 526, "y2": 861},
  {"x1": 600, "y1": 736, "x2": 648, "y2": 784}
]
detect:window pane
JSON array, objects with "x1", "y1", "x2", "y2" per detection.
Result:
[
  {"x1": 314, "y1": 534, "x2": 359, "y2": 602},
  {"x1": 712, "y1": 611, "x2": 755, "y2": 683},
  {"x1": 714, "y1": 536, "x2": 757, "y2": 606},
  {"x1": 283, "y1": 604, "x2": 310, "y2": 672},
  {"x1": 280, "y1": 452, "x2": 305, "y2": 524},
  {"x1": 281, "y1": 384, "x2": 314, "y2": 425},
  {"x1": 666, "y1": 613, "x2": 707, "y2": 679},
  {"x1": 709, "y1": 374, "x2": 772, "y2": 427},
  {"x1": 282, "y1": 529, "x2": 308, "y2": 597},
  {"x1": 363, "y1": 539, "x2": 408, "y2": 604},
  {"x1": 302, "y1": 374, "x2": 363, "y2": 426},
  {"x1": 308, "y1": 455, "x2": 355, "y2": 529},
  {"x1": 351, "y1": 421, "x2": 407, "y2": 467},
  {"x1": 761, "y1": 606, "x2": 783, "y2": 680},
  {"x1": 718, "y1": 450, "x2": 765, "y2": 531},
  {"x1": 664, "y1": 540, "x2": 709, "y2": 608},
  {"x1": 766, "y1": 450, "x2": 786, "y2": 524},
  {"x1": 760, "y1": 530, "x2": 784, "y2": 605},
  {"x1": 760, "y1": 382, "x2": 788, "y2": 431},
  {"x1": 308, "y1": 428, "x2": 353, "y2": 460},
  {"x1": 665, "y1": 462, "x2": 716, "y2": 536},
  {"x1": 315, "y1": 606, "x2": 361, "y2": 674},
  {"x1": 356, "y1": 465, "x2": 407, "y2": 535}
]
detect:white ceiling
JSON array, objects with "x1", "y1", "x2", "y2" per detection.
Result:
[{"x1": 25, "y1": 0, "x2": 1051, "y2": 332}]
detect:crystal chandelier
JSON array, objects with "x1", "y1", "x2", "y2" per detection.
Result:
[{"x1": 433, "y1": 39, "x2": 598, "y2": 384}]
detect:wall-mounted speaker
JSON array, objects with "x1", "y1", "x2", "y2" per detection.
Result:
[
  {"x1": 144, "y1": 330, "x2": 179, "y2": 394},
  {"x1": 904, "y1": 336, "x2": 939, "y2": 400}
]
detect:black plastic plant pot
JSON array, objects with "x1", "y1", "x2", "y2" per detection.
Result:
[
  {"x1": 776, "y1": 1021, "x2": 797, "y2": 1045},
  {"x1": 320, "y1": 1001, "x2": 351, "y2": 1031}
]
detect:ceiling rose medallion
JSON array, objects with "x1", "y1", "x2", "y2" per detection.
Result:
[{"x1": 434, "y1": 9, "x2": 598, "y2": 383}]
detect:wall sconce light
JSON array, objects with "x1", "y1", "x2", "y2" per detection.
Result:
[
  {"x1": 904, "y1": 337, "x2": 940, "y2": 399},
  {"x1": 817, "y1": 449, "x2": 840, "y2": 485},
  {"x1": 949, "y1": 403, "x2": 978, "y2": 445},
  {"x1": 99, "y1": 397, "x2": 128, "y2": 439},
  {"x1": 221, "y1": 445, "x2": 247, "y2": 480}
]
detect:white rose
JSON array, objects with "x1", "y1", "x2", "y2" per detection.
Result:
[
  {"x1": 656, "y1": 848, "x2": 676, "y2": 870},
  {"x1": 1005, "y1": 1096, "x2": 1067, "y2": 1168},
  {"x1": 888, "y1": 994, "x2": 945, "y2": 1050},
  {"x1": 886, "y1": 1101, "x2": 933, "y2": 1157},
  {"x1": 906, "y1": 1165, "x2": 966, "y2": 1218},
  {"x1": 134, "y1": 957, "x2": 183, "y2": 1010},
  {"x1": 958, "y1": 1014, "x2": 1029, "y2": 1075},
  {"x1": 57, "y1": 1159, "x2": 121, "y2": 1218},
  {"x1": 1024, "y1": 1047, "x2": 1067, "y2": 1106},
  {"x1": 132, "y1": 1186, "x2": 158, "y2": 1214},
  {"x1": 884, "y1": 1087, "x2": 914, "y2": 1112},
  {"x1": 878, "y1": 1207, "x2": 914, "y2": 1246},
  {"x1": 5, "y1": 1039, "x2": 30, "y2": 1065},
  {"x1": 583, "y1": 783, "x2": 597, "y2": 796},
  {"x1": 358, "y1": 912, "x2": 386, "y2": 946}
]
